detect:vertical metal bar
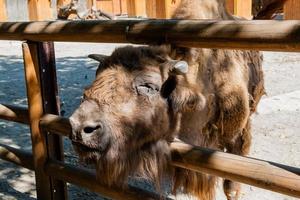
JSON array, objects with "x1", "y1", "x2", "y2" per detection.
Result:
[
  {"x1": 37, "y1": 42, "x2": 68, "y2": 200},
  {"x1": 22, "y1": 41, "x2": 52, "y2": 200}
]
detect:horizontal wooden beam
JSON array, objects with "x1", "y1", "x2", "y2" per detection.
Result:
[
  {"x1": 0, "y1": 20, "x2": 300, "y2": 51},
  {"x1": 0, "y1": 144, "x2": 34, "y2": 170},
  {"x1": 171, "y1": 141, "x2": 300, "y2": 198},
  {"x1": 41, "y1": 114, "x2": 300, "y2": 198},
  {"x1": 45, "y1": 159, "x2": 172, "y2": 200},
  {"x1": 0, "y1": 143, "x2": 171, "y2": 199},
  {"x1": 40, "y1": 113, "x2": 72, "y2": 137},
  {"x1": 0, "y1": 104, "x2": 29, "y2": 124}
]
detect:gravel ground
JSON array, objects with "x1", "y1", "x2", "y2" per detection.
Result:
[{"x1": 0, "y1": 41, "x2": 299, "y2": 200}]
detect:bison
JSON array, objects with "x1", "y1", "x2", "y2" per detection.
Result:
[{"x1": 69, "y1": 0, "x2": 267, "y2": 199}]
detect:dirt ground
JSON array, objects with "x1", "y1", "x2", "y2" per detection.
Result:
[{"x1": 0, "y1": 41, "x2": 299, "y2": 200}]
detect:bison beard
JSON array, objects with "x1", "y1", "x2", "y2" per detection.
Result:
[{"x1": 96, "y1": 140, "x2": 171, "y2": 188}]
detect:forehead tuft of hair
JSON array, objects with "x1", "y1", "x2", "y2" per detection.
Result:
[{"x1": 102, "y1": 46, "x2": 170, "y2": 70}]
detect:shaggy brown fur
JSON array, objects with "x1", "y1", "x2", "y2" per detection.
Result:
[
  {"x1": 169, "y1": 1, "x2": 265, "y2": 199},
  {"x1": 70, "y1": 0, "x2": 267, "y2": 199}
]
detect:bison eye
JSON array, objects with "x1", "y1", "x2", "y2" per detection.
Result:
[{"x1": 136, "y1": 83, "x2": 159, "y2": 96}]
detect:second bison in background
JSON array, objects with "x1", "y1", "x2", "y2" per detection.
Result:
[{"x1": 69, "y1": 0, "x2": 265, "y2": 199}]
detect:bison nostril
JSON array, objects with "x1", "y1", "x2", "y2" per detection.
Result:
[{"x1": 83, "y1": 125, "x2": 101, "y2": 134}]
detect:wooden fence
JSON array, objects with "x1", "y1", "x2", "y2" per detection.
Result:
[
  {"x1": 0, "y1": 0, "x2": 300, "y2": 21},
  {"x1": 0, "y1": 19, "x2": 299, "y2": 200}
]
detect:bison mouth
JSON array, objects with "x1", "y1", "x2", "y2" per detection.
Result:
[
  {"x1": 72, "y1": 141, "x2": 102, "y2": 153},
  {"x1": 71, "y1": 141, "x2": 105, "y2": 165}
]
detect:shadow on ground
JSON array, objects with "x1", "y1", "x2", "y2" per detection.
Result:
[{"x1": 0, "y1": 55, "x2": 108, "y2": 200}]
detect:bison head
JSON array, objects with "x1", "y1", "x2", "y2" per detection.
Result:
[{"x1": 69, "y1": 46, "x2": 206, "y2": 187}]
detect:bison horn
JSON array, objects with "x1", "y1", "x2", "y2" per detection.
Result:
[
  {"x1": 88, "y1": 54, "x2": 108, "y2": 63},
  {"x1": 168, "y1": 60, "x2": 189, "y2": 75}
]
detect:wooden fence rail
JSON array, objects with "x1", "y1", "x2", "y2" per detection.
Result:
[
  {"x1": 40, "y1": 113, "x2": 300, "y2": 198},
  {"x1": 1, "y1": 20, "x2": 300, "y2": 51},
  {"x1": 0, "y1": 104, "x2": 29, "y2": 124},
  {"x1": 1, "y1": 104, "x2": 300, "y2": 198},
  {"x1": 0, "y1": 143, "x2": 34, "y2": 170},
  {"x1": 45, "y1": 160, "x2": 171, "y2": 200},
  {"x1": 0, "y1": 139, "x2": 170, "y2": 200},
  {"x1": 0, "y1": 20, "x2": 300, "y2": 52}
]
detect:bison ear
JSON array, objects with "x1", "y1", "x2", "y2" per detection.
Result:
[
  {"x1": 162, "y1": 77, "x2": 206, "y2": 113},
  {"x1": 88, "y1": 54, "x2": 108, "y2": 63}
]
